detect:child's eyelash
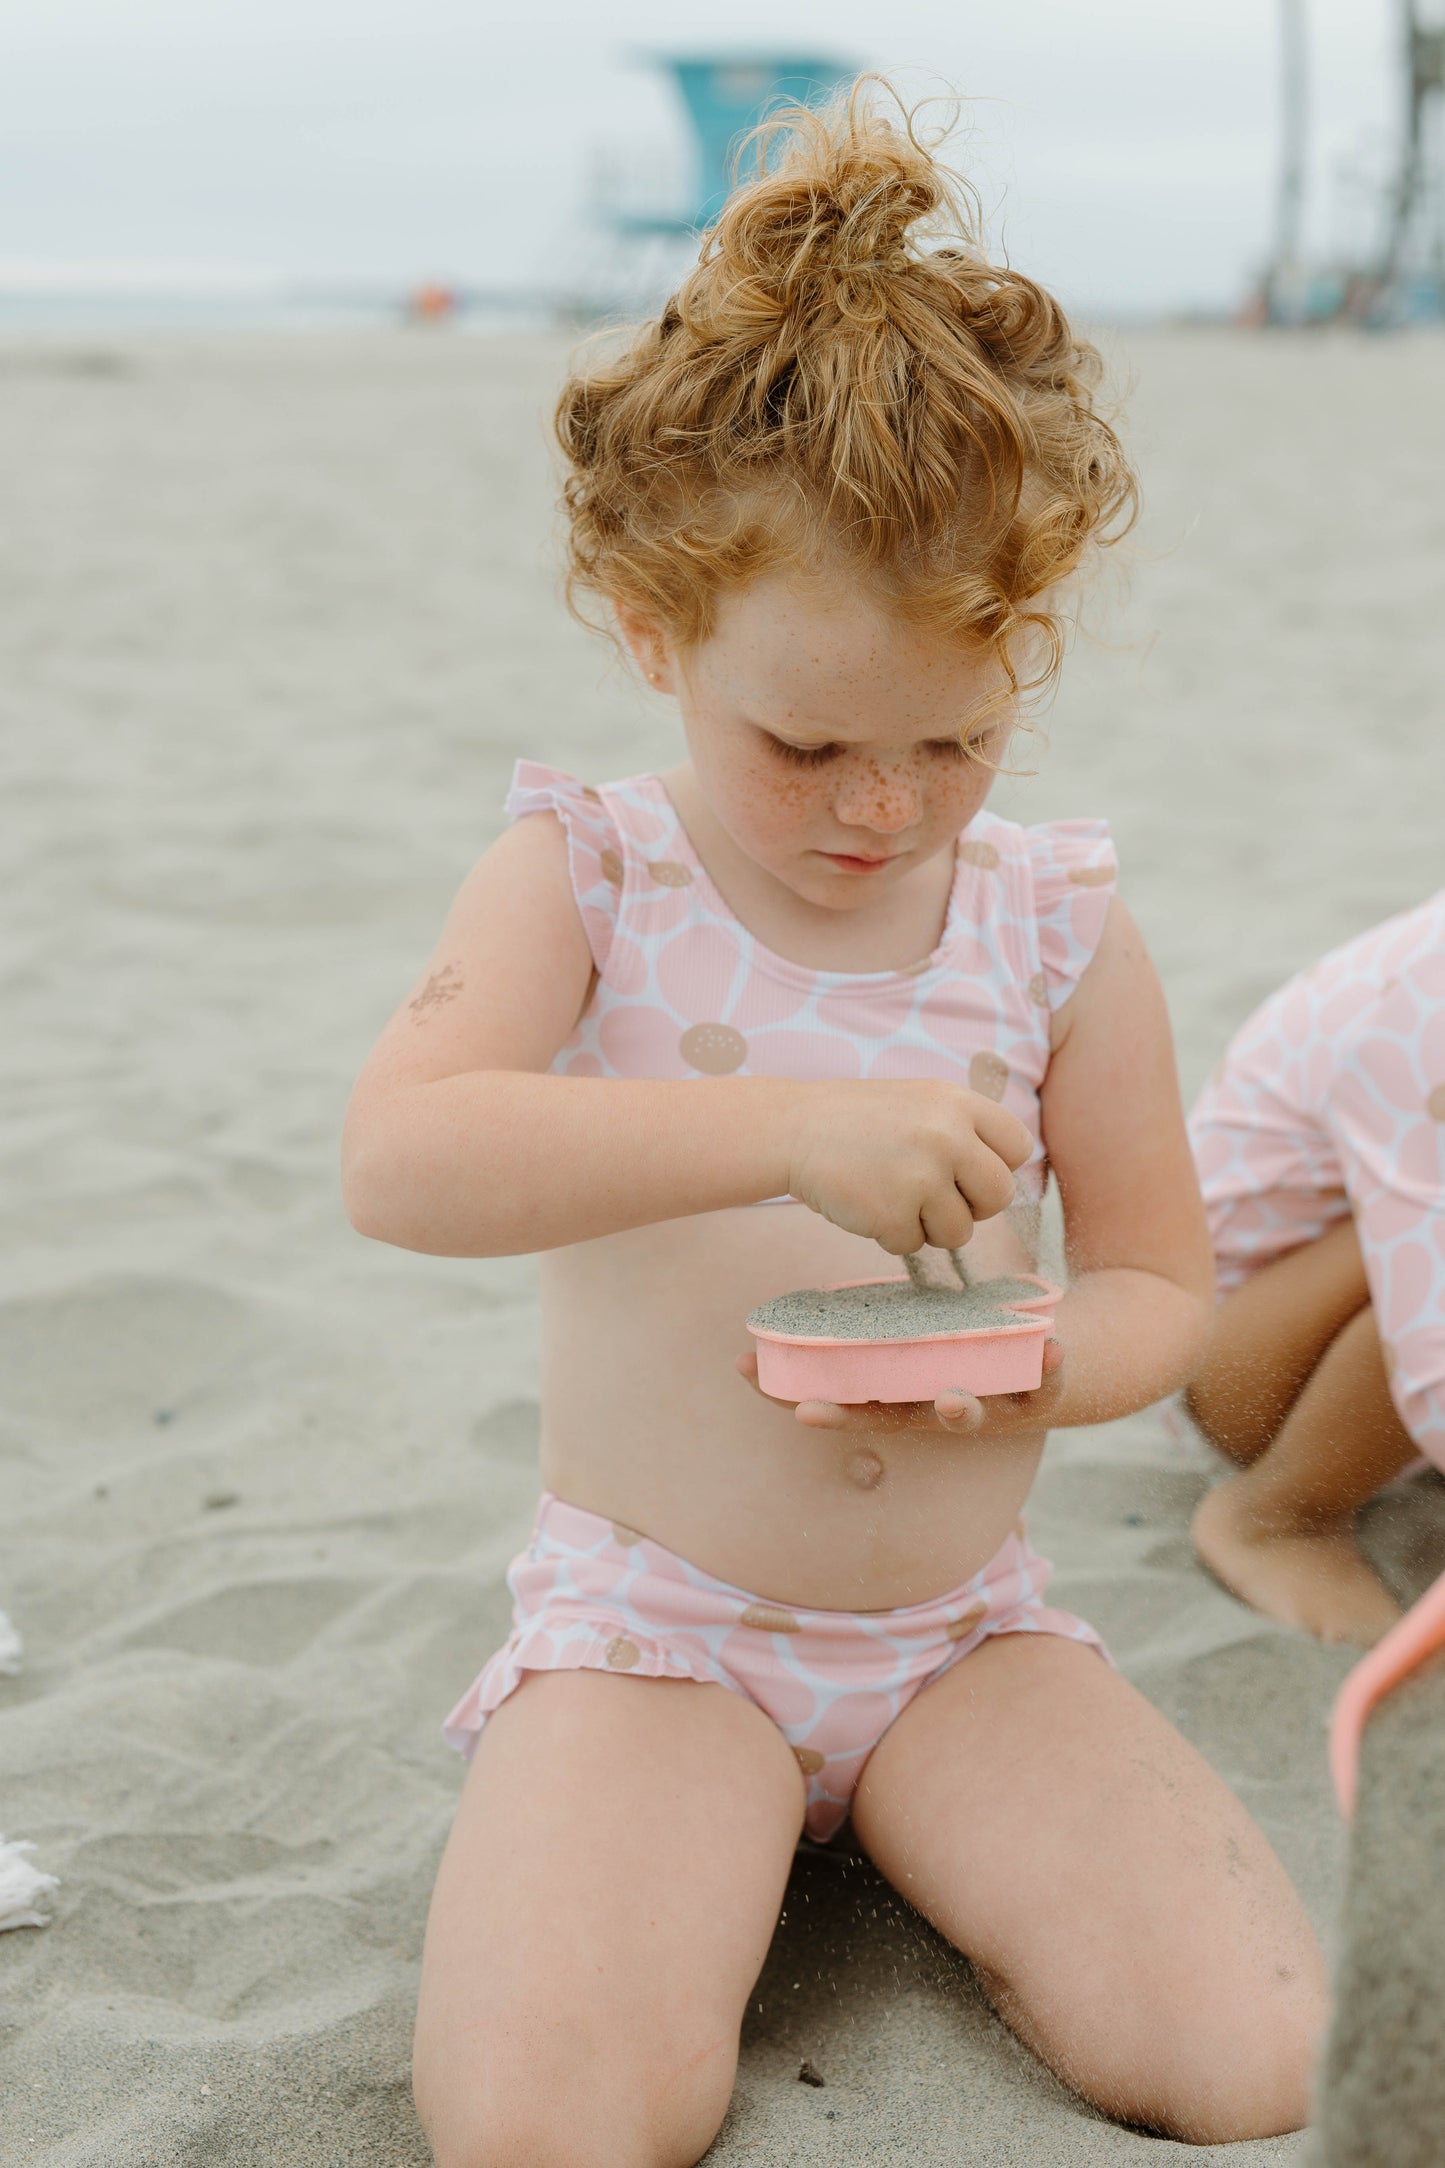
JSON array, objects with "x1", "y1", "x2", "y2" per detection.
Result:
[
  {"x1": 766, "y1": 735, "x2": 976, "y2": 767},
  {"x1": 769, "y1": 739, "x2": 842, "y2": 768}
]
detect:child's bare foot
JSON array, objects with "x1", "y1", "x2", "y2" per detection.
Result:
[{"x1": 1192, "y1": 1479, "x2": 1404, "y2": 1647}]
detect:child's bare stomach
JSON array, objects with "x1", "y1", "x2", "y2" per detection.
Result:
[{"x1": 536, "y1": 1203, "x2": 1047, "y2": 1612}]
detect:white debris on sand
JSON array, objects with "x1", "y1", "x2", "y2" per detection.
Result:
[{"x1": 0, "y1": 1836, "x2": 59, "y2": 1932}]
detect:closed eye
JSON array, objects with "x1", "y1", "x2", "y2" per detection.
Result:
[
  {"x1": 765, "y1": 736, "x2": 843, "y2": 768},
  {"x1": 765, "y1": 734, "x2": 976, "y2": 767}
]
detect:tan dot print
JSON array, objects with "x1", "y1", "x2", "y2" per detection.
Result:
[
  {"x1": 1428, "y1": 1083, "x2": 1445, "y2": 1121},
  {"x1": 647, "y1": 860, "x2": 693, "y2": 887},
  {"x1": 581, "y1": 785, "x2": 602, "y2": 801},
  {"x1": 793, "y1": 1746, "x2": 825, "y2": 1776},
  {"x1": 600, "y1": 847, "x2": 624, "y2": 888},
  {"x1": 611, "y1": 1522, "x2": 644, "y2": 1548},
  {"x1": 1068, "y1": 863, "x2": 1116, "y2": 888},
  {"x1": 959, "y1": 840, "x2": 1000, "y2": 870},
  {"x1": 969, "y1": 1050, "x2": 1009, "y2": 1100},
  {"x1": 1027, "y1": 971, "x2": 1049, "y2": 1007},
  {"x1": 604, "y1": 1635, "x2": 640, "y2": 1669},
  {"x1": 740, "y1": 1603, "x2": 802, "y2": 1633},
  {"x1": 680, "y1": 1022, "x2": 748, "y2": 1074},
  {"x1": 945, "y1": 1600, "x2": 989, "y2": 1642}
]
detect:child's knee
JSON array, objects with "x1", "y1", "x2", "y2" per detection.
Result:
[
  {"x1": 1145, "y1": 1988, "x2": 1323, "y2": 2145},
  {"x1": 415, "y1": 2038, "x2": 735, "y2": 2168}
]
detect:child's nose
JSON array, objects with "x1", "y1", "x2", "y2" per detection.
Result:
[{"x1": 833, "y1": 759, "x2": 921, "y2": 834}]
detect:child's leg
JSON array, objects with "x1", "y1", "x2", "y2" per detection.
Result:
[
  {"x1": 1186, "y1": 1215, "x2": 1370, "y2": 1464},
  {"x1": 1192, "y1": 1296, "x2": 1414, "y2": 1647},
  {"x1": 414, "y1": 1670, "x2": 804, "y2": 2168},
  {"x1": 852, "y1": 1635, "x2": 1326, "y2": 2144}
]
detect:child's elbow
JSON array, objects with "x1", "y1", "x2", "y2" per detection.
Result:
[
  {"x1": 339, "y1": 1108, "x2": 409, "y2": 1246},
  {"x1": 340, "y1": 1142, "x2": 392, "y2": 1244}
]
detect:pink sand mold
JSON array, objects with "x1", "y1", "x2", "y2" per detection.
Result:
[{"x1": 749, "y1": 1274, "x2": 1061, "y2": 1405}]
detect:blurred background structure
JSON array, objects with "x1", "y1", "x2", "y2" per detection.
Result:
[
  {"x1": 2, "y1": 1, "x2": 1439, "y2": 335},
  {"x1": 1258, "y1": 0, "x2": 1445, "y2": 325},
  {"x1": 578, "y1": 50, "x2": 853, "y2": 315}
]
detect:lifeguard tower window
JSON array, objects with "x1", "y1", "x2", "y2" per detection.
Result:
[{"x1": 613, "y1": 51, "x2": 857, "y2": 236}]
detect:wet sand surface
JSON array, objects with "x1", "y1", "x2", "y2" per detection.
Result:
[{"x1": 2, "y1": 326, "x2": 1443, "y2": 2163}]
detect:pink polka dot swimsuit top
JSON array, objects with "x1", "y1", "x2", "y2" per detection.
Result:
[{"x1": 509, "y1": 762, "x2": 1118, "y2": 1184}]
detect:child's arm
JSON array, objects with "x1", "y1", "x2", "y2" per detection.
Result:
[
  {"x1": 1028, "y1": 895, "x2": 1215, "y2": 1425},
  {"x1": 342, "y1": 814, "x2": 1030, "y2": 1258}
]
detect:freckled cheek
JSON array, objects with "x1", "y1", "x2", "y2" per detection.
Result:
[
  {"x1": 716, "y1": 756, "x2": 826, "y2": 846},
  {"x1": 929, "y1": 768, "x2": 993, "y2": 836}
]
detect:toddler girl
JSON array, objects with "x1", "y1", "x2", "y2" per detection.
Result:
[
  {"x1": 345, "y1": 87, "x2": 1324, "y2": 2165},
  {"x1": 1189, "y1": 891, "x2": 1445, "y2": 1646}
]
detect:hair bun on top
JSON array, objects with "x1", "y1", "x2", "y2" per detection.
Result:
[{"x1": 703, "y1": 94, "x2": 951, "y2": 320}]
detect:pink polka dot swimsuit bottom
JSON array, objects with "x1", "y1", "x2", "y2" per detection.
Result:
[{"x1": 443, "y1": 1494, "x2": 1108, "y2": 1841}]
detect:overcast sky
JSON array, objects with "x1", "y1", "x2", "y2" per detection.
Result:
[{"x1": 1, "y1": 0, "x2": 1405, "y2": 315}]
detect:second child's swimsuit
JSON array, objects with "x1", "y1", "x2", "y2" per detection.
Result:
[
  {"x1": 1189, "y1": 890, "x2": 1445, "y2": 1469},
  {"x1": 444, "y1": 765, "x2": 1121, "y2": 1834}
]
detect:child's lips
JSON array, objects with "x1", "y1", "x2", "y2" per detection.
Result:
[{"x1": 819, "y1": 850, "x2": 899, "y2": 872}]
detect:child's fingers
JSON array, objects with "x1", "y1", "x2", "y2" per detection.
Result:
[
  {"x1": 932, "y1": 1387, "x2": 985, "y2": 1428},
  {"x1": 951, "y1": 1137, "x2": 1018, "y2": 1224},
  {"x1": 968, "y1": 1097, "x2": 1035, "y2": 1172},
  {"x1": 735, "y1": 1349, "x2": 773, "y2": 1399},
  {"x1": 794, "y1": 1396, "x2": 983, "y2": 1436},
  {"x1": 919, "y1": 1192, "x2": 974, "y2": 1253},
  {"x1": 873, "y1": 1213, "x2": 930, "y2": 1258},
  {"x1": 994, "y1": 1340, "x2": 1067, "y2": 1419}
]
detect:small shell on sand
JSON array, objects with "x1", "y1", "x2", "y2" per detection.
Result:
[{"x1": 747, "y1": 1276, "x2": 1040, "y2": 1343}]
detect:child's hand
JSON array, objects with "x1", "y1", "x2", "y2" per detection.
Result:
[
  {"x1": 785, "y1": 1080, "x2": 1033, "y2": 1253},
  {"x1": 735, "y1": 1337, "x2": 1067, "y2": 1439}
]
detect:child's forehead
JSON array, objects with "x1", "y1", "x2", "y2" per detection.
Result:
[{"x1": 697, "y1": 575, "x2": 1001, "y2": 724}]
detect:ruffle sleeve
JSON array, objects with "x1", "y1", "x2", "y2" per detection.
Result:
[
  {"x1": 505, "y1": 760, "x2": 622, "y2": 973},
  {"x1": 1026, "y1": 819, "x2": 1118, "y2": 1009}
]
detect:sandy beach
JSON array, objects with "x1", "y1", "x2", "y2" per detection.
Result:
[{"x1": 2, "y1": 323, "x2": 1443, "y2": 2165}]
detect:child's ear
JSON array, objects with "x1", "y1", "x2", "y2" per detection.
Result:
[{"x1": 614, "y1": 605, "x2": 676, "y2": 695}]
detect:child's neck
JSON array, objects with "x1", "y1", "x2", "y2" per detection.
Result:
[{"x1": 661, "y1": 764, "x2": 963, "y2": 975}]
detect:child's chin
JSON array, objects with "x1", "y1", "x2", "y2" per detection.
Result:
[{"x1": 804, "y1": 875, "x2": 889, "y2": 912}]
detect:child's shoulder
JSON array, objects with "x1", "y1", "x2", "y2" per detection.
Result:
[
  {"x1": 967, "y1": 807, "x2": 1117, "y2": 890},
  {"x1": 1282, "y1": 886, "x2": 1445, "y2": 1019},
  {"x1": 964, "y1": 810, "x2": 1119, "y2": 1011},
  {"x1": 505, "y1": 761, "x2": 665, "y2": 842}
]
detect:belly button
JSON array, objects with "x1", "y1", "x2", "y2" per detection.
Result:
[{"x1": 846, "y1": 1447, "x2": 885, "y2": 1490}]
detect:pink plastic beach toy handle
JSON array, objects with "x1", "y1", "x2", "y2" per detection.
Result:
[{"x1": 1329, "y1": 1568, "x2": 1445, "y2": 1819}]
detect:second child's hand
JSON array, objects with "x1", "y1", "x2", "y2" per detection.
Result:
[{"x1": 734, "y1": 1336, "x2": 1067, "y2": 1437}]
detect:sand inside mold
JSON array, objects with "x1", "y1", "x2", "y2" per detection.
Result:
[{"x1": 749, "y1": 1276, "x2": 1042, "y2": 1342}]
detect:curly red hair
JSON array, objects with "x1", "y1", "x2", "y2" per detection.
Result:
[{"x1": 556, "y1": 80, "x2": 1136, "y2": 705}]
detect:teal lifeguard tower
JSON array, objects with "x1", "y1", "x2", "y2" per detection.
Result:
[
  {"x1": 615, "y1": 52, "x2": 857, "y2": 235},
  {"x1": 574, "y1": 49, "x2": 856, "y2": 315}
]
